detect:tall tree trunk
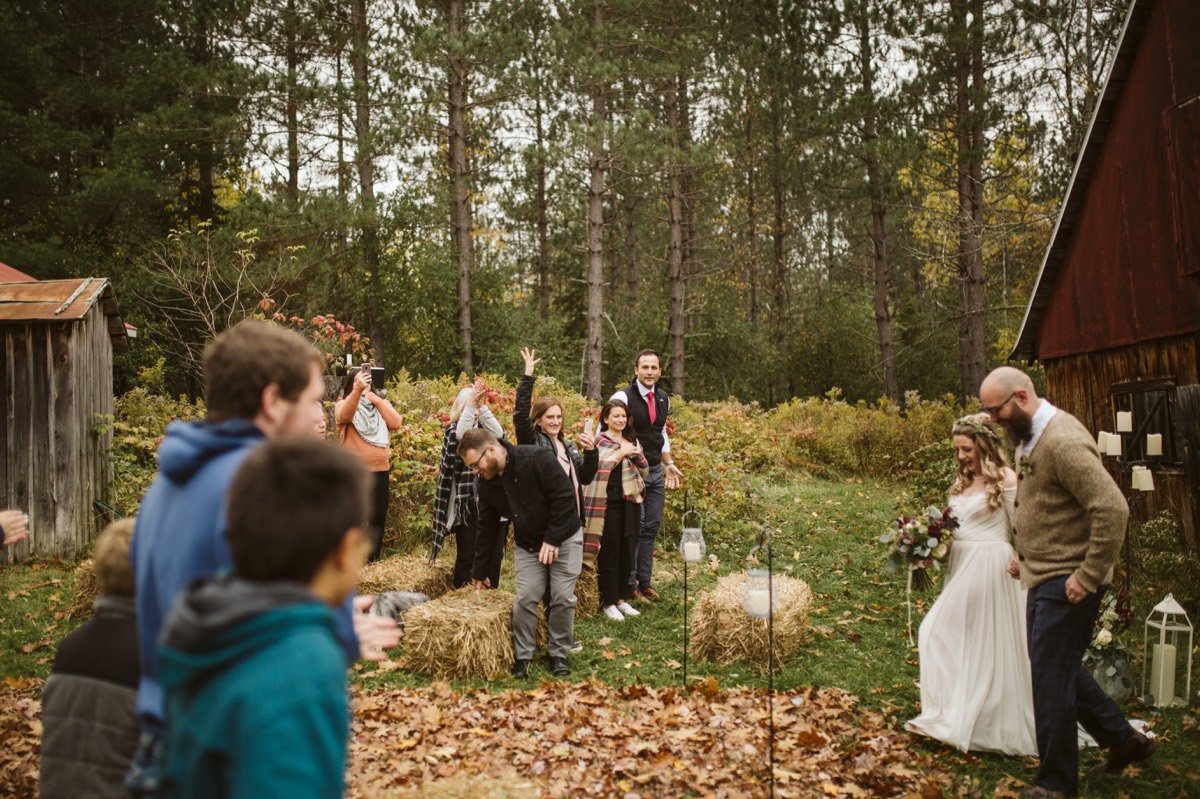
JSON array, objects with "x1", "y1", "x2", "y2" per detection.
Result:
[
  {"x1": 534, "y1": 83, "x2": 550, "y2": 317},
  {"x1": 284, "y1": 0, "x2": 299, "y2": 207},
  {"x1": 954, "y1": 0, "x2": 986, "y2": 400},
  {"x1": 664, "y1": 76, "x2": 686, "y2": 397},
  {"x1": 193, "y1": 6, "x2": 215, "y2": 222},
  {"x1": 770, "y1": 107, "x2": 788, "y2": 344},
  {"x1": 448, "y1": 0, "x2": 475, "y2": 373},
  {"x1": 623, "y1": 190, "x2": 637, "y2": 302},
  {"x1": 858, "y1": 4, "x2": 898, "y2": 401},
  {"x1": 583, "y1": 1, "x2": 605, "y2": 400},
  {"x1": 745, "y1": 100, "x2": 758, "y2": 325},
  {"x1": 350, "y1": 0, "x2": 382, "y2": 363}
]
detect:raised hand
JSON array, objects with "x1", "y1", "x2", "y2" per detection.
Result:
[
  {"x1": 0, "y1": 509, "x2": 29, "y2": 547},
  {"x1": 521, "y1": 347, "x2": 540, "y2": 377}
]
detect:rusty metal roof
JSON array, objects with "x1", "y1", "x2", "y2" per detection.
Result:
[
  {"x1": 0, "y1": 261, "x2": 36, "y2": 282},
  {"x1": 0, "y1": 278, "x2": 129, "y2": 351}
]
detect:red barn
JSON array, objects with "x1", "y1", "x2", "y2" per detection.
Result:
[{"x1": 1012, "y1": 0, "x2": 1200, "y2": 550}]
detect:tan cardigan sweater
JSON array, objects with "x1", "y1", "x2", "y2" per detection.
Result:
[{"x1": 1013, "y1": 410, "x2": 1128, "y2": 592}]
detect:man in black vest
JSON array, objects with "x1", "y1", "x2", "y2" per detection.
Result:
[{"x1": 610, "y1": 349, "x2": 684, "y2": 600}]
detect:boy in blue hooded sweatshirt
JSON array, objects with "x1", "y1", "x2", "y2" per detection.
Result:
[
  {"x1": 158, "y1": 437, "x2": 372, "y2": 799},
  {"x1": 129, "y1": 321, "x2": 399, "y2": 797}
]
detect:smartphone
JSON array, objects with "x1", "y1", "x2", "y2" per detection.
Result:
[
  {"x1": 584, "y1": 417, "x2": 594, "y2": 436},
  {"x1": 359, "y1": 363, "x2": 371, "y2": 383},
  {"x1": 370, "y1": 366, "x2": 386, "y2": 390}
]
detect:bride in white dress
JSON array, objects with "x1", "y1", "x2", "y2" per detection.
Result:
[{"x1": 906, "y1": 414, "x2": 1037, "y2": 756}]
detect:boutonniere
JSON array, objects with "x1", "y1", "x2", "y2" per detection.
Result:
[{"x1": 1019, "y1": 459, "x2": 1036, "y2": 478}]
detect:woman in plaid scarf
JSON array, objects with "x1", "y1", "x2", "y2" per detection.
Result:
[{"x1": 581, "y1": 400, "x2": 649, "y2": 622}]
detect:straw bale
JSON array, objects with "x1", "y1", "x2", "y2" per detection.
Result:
[
  {"x1": 574, "y1": 567, "x2": 598, "y2": 618},
  {"x1": 66, "y1": 559, "x2": 100, "y2": 620},
  {"x1": 399, "y1": 588, "x2": 515, "y2": 680},
  {"x1": 691, "y1": 572, "x2": 812, "y2": 668},
  {"x1": 377, "y1": 773, "x2": 540, "y2": 799},
  {"x1": 357, "y1": 555, "x2": 453, "y2": 599}
]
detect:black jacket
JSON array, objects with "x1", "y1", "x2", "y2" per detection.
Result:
[
  {"x1": 514, "y1": 375, "x2": 599, "y2": 515},
  {"x1": 472, "y1": 442, "x2": 580, "y2": 578}
]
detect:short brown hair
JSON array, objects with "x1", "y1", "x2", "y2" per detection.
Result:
[
  {"x1": 226, "y1": 439, "x2": 370, "y2": 583},
  {"x1": 94, "y1": 519, "x2": 136, "y2": 598},
  {"x1": 203, "y1": 320, "x2": 324, "y2": 423},
  {"x1": 457, "y1": 427, "x2": 498, "y2": 457},
  {"x1": 634, "y1": 349, "x2": 660, "y2": 368}
]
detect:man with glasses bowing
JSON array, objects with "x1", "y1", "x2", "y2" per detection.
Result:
[
  {"x1": 980, "y1": 366, "x2": 1154, "y2": 799},
  {"x1": 460, "y1": 428, "x2": 583, "y2": 679}
]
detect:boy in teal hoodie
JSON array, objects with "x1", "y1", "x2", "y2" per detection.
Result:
[{"x1": 158, "y1": 438, "x2": 372, "y2": 799}]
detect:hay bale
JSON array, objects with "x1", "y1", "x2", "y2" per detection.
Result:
[
  {"x1": 399, "y1": 588, "x2": 515, "y2": 680},
  {"x1": 574, "y1": 568, "x2": 598, "y2": 619},
  {"x1": 378, "y1": 773, "x2": 540, "y2": 799},
  {"x1": 691, "y1": 572, "x2": 812, "y2": 668},
  {"x1": 357, "y1": 555, "x2": 453, "y2": 599},
  {"x1": 66, "y1": 559, "x2": 100, "y2": 620}
]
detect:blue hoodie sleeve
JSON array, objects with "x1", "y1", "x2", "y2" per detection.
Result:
[{"x1": 335, "y1": 593, "x2": 360, "y2": 662}]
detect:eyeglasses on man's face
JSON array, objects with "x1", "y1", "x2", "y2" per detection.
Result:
[
  {"x1": 463, "y1": 445, "x2": 491, "y2": 472},
  {"x1": 983, "y1": 391, "x2": 1019, "y2": 418}
]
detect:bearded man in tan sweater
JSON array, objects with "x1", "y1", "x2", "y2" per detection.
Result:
[{"x1": 980, "y1": 367, "x2": 1154, "y2": 799}]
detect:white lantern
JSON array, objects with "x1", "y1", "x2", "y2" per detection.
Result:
[
  {"x1": 680, "y1": 524, "x2": 705, "y2": 564},
  {"x1": 742, "y1": 568, "x2": 773, "y2": 619},
  {"x1": 1141, "y1": 594, "x2": 1193, "y2": 707}
]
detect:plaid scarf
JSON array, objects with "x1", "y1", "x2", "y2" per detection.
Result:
[
  {"x1": 580, "y1": 433, "x2": 647, "y2": 569},
  {"x1": 431, "y1": 424, "x2": 474, "y2": 561}
]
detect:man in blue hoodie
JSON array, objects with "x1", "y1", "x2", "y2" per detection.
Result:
[
  {"x1": 159, "y1": 437, "x2": 372, "y2": 799},
  {"x1": 128, "y1": 320, "x2": 398, "y2": 797}
]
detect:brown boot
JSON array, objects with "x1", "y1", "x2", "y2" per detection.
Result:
[{"x1": 1095, "y1": 730, "x2": 1155, "y2": 774}]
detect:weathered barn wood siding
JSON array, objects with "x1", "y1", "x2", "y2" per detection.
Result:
[
  {"x1": 1035, "y1": 0, "x2": 1200, "y2": 361},
  {"x1": 1044, "y1": 333, "x2": 1200, "y2": 550},
  {"x1": 1, "y1": 305, "x2": 114, "y2": 562}
]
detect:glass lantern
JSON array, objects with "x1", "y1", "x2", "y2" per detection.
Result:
[
  {"x1": 680, "y1": 506, "x2": 705, "y2": 564},
  {"x1": 1141, "y1": 594, "x2": 1194, "y2": 707},
  {"x1": 742, "y1": 568, "x2": 773, "y2": 619}
]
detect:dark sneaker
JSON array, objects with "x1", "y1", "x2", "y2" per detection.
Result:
[
  {"x1": 511, "y1": 659, "x2": 530, "y2": 679},
  {"x1": 549, "y1": 657, "x2": 570, "y2": 677},
  {"x1": 1096, "y1": 730, "x2": 1155, "y2": 774},
  {"x1": 1018, "y1": 787, "x2": 1075, "y2": 799}
]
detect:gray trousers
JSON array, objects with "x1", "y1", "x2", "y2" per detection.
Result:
[
  {"x1": 513, "y1": 531, "x2": 583, "y2": 660},
  {"x1": 635, "y1": 463, "x2": 665, "y2": 590}
]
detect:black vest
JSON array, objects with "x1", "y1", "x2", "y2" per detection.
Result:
[{"x1": 624, "y1": 378, "x2": 669, "y2": 466}]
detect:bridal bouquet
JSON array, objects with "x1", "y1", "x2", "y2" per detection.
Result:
[{"x1": 879, "y1": 505, "x2": 959, "y2": 591}]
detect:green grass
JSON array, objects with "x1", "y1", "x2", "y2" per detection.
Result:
[{"x1": 5, "y1": 475, "x2": 1199, "y2": 797}]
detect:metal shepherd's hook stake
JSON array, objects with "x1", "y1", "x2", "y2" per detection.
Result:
[{"x1": 748, "y1": 523, "x2": 776, "y2": 799}]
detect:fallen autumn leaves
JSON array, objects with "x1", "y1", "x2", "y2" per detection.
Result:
[{"x1": 2, "y1": 678, "x2": 953, "y2": 798}]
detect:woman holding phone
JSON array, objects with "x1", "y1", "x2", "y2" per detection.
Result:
[
  {"x1": 336, "y1": 363, "x2": 402, "y2": 561},
  {"x1": 581, "y1": 399, "x2": 648, "y2": 621}
]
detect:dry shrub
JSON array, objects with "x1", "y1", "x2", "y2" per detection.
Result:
[
  {"x1": 399, "y1": 588, "x2": 515, "y2": 680},
  {"x1": 376, "y1": 772, "x2": 541, "y2": 799},
  {"x1": 357, "y1": 555, "x2": 453, "y2": 599},
  {"x1": 691, "y1": 572, "x2": 812, "y2": 668},
  {"x1": 66, "y1": 559, "x2": 99, "y2": 620}
]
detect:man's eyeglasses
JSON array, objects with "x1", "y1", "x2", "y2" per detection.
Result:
[
  {"x1": 463, "y1": 445, "x2": 491, "y2": 471},
  {"x1": 983, "y1": 391, "x2": 1018, "y2": 417}
]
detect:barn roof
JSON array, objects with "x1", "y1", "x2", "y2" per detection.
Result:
[
  {"x1": 1010, "y1": 0, "x2": 1155, "y2": 361},
  {"x1": 0, "y1": 278, "x2": 129, "y2": 351},
  {"x1": 0, "y1": 261, "x2": 36, "y2": 282}
]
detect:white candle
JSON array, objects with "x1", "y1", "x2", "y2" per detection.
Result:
[
  {"x1": 682, "y1": 541, "x2": 701, "y2": 563},
  {"x1": 1106, "y1": 434, "x2": 1122, "y2": 457},
  {"x1": 1146, "y1": 434, "x2": 1163, "y2": 457},
  {"x1": 745, "y1": 589, "x2": 770, "y2": 618},
  {"x1": 1097, "y1": 431, "x2": 1109, "y2": 450},
  {"x1": 1151, "y1": 643, "x2": 1176, "y2": 705},
  {"x1": 346, "y1": 353, "x2": 353, "y2": 366},
  {"x1": 1140, "y1": 470, "x2": 1155, "y2": 492},
  {"x1": 1117, "y1": 411, "x2": 1133, "y2": 432}
]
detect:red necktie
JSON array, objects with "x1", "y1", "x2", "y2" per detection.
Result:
[{"x1": 646, "y1": 391, "x2": 657, "y2": 424}]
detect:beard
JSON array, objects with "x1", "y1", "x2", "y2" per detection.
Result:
[{"x1": 1002, "y1": 404, "x2": 1035, "y2": 448}]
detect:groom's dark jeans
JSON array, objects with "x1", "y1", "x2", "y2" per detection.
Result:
[{"x1": 1027, "y1": 576, "x2": 1132, "y2": 793}]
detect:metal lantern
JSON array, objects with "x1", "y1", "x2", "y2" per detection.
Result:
[
  {"x1": 742, "y1": 568, "x2": 772, "y2": 619},
  {"x1": 680, "y1": 506, "x2": 705, "y2": 564},
  {"x1": 1141, "y1": 594, "x2": 1194, "y2": 707}
]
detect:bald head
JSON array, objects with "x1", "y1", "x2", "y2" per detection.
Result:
[{"x1": 980, "y1": 366, "x2": 1037, "y2": 400}]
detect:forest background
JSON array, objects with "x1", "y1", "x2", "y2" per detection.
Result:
[{"x1": 0, "y1": 0, "x2": 1129, "y2": 403}]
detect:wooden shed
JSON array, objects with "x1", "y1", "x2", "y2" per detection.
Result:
[
  {"x1": 1, "y1": 278, "x2": 129, "y2": 562},
  {"x1": 1012, "y1": 0, "x2": 1200, "y2": 550}
]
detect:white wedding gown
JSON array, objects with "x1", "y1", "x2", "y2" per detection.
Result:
[{"x1": 906, "y1": 487, "x2": 1038, "y2": 756}]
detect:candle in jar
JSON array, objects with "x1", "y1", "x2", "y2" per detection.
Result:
[
  {"x1": 682, "y1": 541, "x2": 701, "y2": 562},
  {"x1": 745, "y1": 589, "x2": 770, "y2": 618},
  {"x1": 1140, "y1": 470, "x2": 1155, "y2": 492},
  {"x1": 1151, "y1": 643, "x2": 1176, "y2": 705},
  {"x1": 1116, "y1": 411, "x2": 1132, "y2": 432},
  {"x1": 1106, "y1": 434, "x2": 1122, "y2": 457},
  {"x1": 1146, "y1": 434, "x2": 1163, "y2": 457}
]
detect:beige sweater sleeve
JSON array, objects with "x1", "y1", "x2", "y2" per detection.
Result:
[{"x1": 1053, "y1": 423, "x2": 1129, "y2": 592}]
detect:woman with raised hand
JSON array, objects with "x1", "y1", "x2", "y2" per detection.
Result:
[
  {"x1": 580, "y1": 399, "x2": 648, "y2": 621},
  {"x1": 433, "y1": 381, "x2": 506, "y2": 588},
  {"x1": 906, "y1": 413, "x2": 1036, "y2": 756},
  {"x1": 335, "y1": 365, "x2": 402, "y2": 561}
]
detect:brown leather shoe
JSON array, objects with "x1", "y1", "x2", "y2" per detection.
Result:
[
  {"x1": 1096, "y1": 730, "x2": 1156, "y2": 774},
  {"x1": 637, "y1": 586, "x2": 660, "y2": 601},
  {"x1": 1018, "y1": 786, "x2": 1075, "y2": 799}
]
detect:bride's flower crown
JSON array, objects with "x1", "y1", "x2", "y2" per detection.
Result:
[{"x1": 953, "y1": 413, "x2": 1002, "y2": 445}]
